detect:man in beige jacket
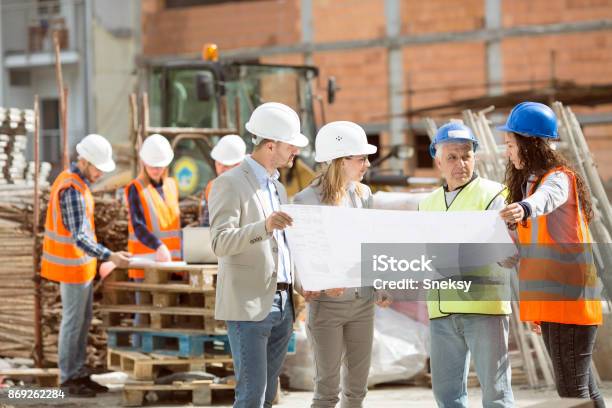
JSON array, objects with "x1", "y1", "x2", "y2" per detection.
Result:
[{"x1": 209, "y1": 102, "x2": 309, "y2": 407}]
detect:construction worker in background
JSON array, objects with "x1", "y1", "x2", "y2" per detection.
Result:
[
  {"x1": 293, "y1": 121, "x2": 391, "y2": 407},
  {"x1": 200, "y1": 134, "x2": 246, "y2": 226},
  {"x1": 499, "y1": 102, "x2": 605, "y2": 407},
  {"x1": 209, "y1": 102, "x2": 307, "y2": 407},
  {"x1": 125, "y1": 134, "x2": 182, "y2": 346},
  {"x1": 41, "y1": 134, "x2": 131, "y2": 397},
  {"x1": 419, "y1": 122, "x2": 514, "y2": 407}
]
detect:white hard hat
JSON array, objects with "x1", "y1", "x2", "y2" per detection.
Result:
[
  {"x1": 245, "y1": 102, "x2": 309, "y2": 147},
  {"x1": 76, "y1": 134, "x2": 115, "y2": 172},
  {"x1": 314, "y1": 121, "x2": 377, "y2": 162},
  {"x1": 211, "y1": 134, "x2": 246, "y2": 166},
  {"x1": 139, "y1": 134, "x2": 174, "y2": 167}
]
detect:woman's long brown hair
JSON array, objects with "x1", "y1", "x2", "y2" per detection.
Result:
[{"x1": 504, "y1": 133, "x2": 593, "y2": 223}]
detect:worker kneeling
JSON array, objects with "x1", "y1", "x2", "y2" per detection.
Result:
[{"x1": 418, "y1": 122, "x2": 514, "y2": 408}]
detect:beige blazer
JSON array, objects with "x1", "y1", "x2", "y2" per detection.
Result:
[{"x1": 209, "y1": 160, "x2": 294, "y2": 321}]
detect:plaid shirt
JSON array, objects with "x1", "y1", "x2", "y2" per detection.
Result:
[
  {"x1": 127, "y1": 182, "x2": 164, "y2": 250},
  {"x1": 59, "y1": 164, "x2": 111, "y2": 261}
]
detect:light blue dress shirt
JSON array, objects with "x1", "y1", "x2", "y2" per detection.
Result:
[{"x1": 245, "y1": 156, "x2": 292, "y2": 284}]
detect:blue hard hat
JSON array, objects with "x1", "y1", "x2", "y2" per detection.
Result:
[
  {"x1": 496, "y1": 101, "x2": 558, "y2": 139},
  {"x1": 429, "y1": 122, "x2": 479, "y2": 158}
]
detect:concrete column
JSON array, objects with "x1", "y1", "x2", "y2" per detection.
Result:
[
  {"x1": 84, "y1": 0, "x2": 94, "y2": 133},
  {"x1": 301, "y1": 0, "x2": 313, "y2": 65},
  {"x1": 0, "y1": 3, "x2": 5, "y2": 106},
  {"x1": 485, "y1": 0, "x2": 503, "y2": 96},
  {"x1": 385, "y1": 0, "x2": 405, "y2": 170}
]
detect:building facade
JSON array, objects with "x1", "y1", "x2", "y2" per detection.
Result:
[{"x1": 141, "y1": 0, "x2": 612, "y2": 184}]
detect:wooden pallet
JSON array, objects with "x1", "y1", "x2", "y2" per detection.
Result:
[
  {"x1": 0, "y1": 368, "x2": 59, "y2": 387},
  {"x1": 102, "y1": 291, "x2": 216, "y2": 313},
  {"x1": 105, "y1": 264, "x2": 218, "y2": 290},
  {"x1": 101, "y1": 264, "x2": 224, "y2": 333},
  {"x1": 107, "y1": 348, "x2": 233, "y2": 381},
  {"x1": 101, "y1": 305, "x2": 222, "y2": 333},
  {"x1": 107, "y1": 330, "x2": 231, "y2": 357},
  {"x1": 122, "y1": 380, "x2": 234, "y2": 407}
]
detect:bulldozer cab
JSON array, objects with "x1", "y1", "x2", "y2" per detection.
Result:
[{"x1": 146, "y1": 61, "x2": 319, "y2": 197}]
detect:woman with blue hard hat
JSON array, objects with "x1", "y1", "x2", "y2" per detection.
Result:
[
  {"x1": 498, "y1": 102, "x2": 604, "y2": 407},
  {"x1": 293, "y1": 121, "x2": 392, "y2": 408}
]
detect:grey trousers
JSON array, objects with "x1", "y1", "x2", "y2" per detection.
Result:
[{"x1": 307, "y1": 294, "x2": 375, "y2": 408}]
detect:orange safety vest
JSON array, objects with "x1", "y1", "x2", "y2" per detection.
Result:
[
  {"x1": 517, "y1": 166, "x2": 602, "y2": 325},
  {"x1": 41, "y1": 169, "x2": 98, "y2": 284},
  {"x1": 125, "y1": 177, "x2": 182, "y2": 279},
  {"x1": 198, "y1": 179, "x2": 215, "y2": 223},
  {"x1": 204, "y1": 179, "x2": 214, "y2": 202}
]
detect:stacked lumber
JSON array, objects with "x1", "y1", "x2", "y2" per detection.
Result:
[
  {"x1": 179, "y1": 196, "x2": 201, "y2": 227},
  {"x1": 0, "y1": 108, "x2": 50, "y2": 187},
  {"x1": 94, "y1": 194, "x2": 129, "y2": 252},
  {"x1": 0, "y1": 189, "x2": 119, "y2": 368},
  {"x1": 0, "y1": 186, "x2": 44, "y2": 361}
]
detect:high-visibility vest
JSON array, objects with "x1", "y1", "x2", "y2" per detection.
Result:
[
  {"x1": 204, "y1": 179, "x2": 214, "y2": 202},
  {"x1": 198, "y1": 179, "x2": 215, "y2": 223},
  {"x1": 517, "y1": 167, "x2": 602, "y2": 325},
  {"x1": 419, "y1": 176, "x2": 512, "y2": 319},
  {"x1": 41, "y1": 170, "x2": 98, "y2": 284},
  {"x1": 126, "y1": 177, "x2": 182, "y2": 279}
]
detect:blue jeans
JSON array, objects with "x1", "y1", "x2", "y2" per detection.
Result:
[
  {"x1": 430, "y1": 314, "x2": 514, "y2": 408},
  {"x1": 226, "y1": 290, "x2": 294, "y2": 408},
  {"x1": 58, "y1": 281, "x2": 94, "y2": 384}
]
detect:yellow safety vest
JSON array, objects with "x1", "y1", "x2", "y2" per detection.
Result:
[{"x1": 419, "y1": 176, "x2": 512, "y2": 319}]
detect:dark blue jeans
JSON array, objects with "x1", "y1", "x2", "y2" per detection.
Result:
[
  {"x1": 226, "y1": 290, "x2": 293, "y2": 408},
  {"x1": 541, "y1": 322, "x2": 606, "y2": 408}
]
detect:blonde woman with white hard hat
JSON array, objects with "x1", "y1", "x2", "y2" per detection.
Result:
[
  {"x1": 124, "y1": 134, "x2": 182, "y2": 344},
  {"x1": 200, "y1": 134, "x2": 246, "y2": 226},
  {"x1": 293, "y1": 121, "x2": 391, "y2": 408}
]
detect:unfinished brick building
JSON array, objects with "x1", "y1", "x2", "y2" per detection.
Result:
[{"x1": 141, "y1": 0, "x2": 612, "y2": 185}]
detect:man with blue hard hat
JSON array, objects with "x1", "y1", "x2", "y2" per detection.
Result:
[{"x1": 419, "y1": 121, "x2": 514, "y2": 407}]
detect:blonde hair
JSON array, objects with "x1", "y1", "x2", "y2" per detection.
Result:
[
  {"x1": 313, "y1": 158, "x2": 365, "y2": 205},
  {"x1": 139, "y1": 166, "x2": 169, "y2": 186}
]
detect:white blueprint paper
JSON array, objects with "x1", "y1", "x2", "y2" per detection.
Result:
[{"x1": 281, "y1": 205, "x2": 514, "y2": 291}]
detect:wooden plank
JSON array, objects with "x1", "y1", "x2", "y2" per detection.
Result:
[
  {"x1": 106, "y1": 348, "x2": 232, "y2": 380},
  {"x1": 103, "y1": 281, "x2": 215, "y2": 294},
  {"x1": 104, "y1": 326, "x2": 216, "y2": 335},
  {"x1": 125, "y1": 264, "x2": 217, "y2": 273},
  {"x1": 99, "y1": 305, "x2": 215, "y2": 316},
  {"x1": 123, "y1": 380, "x2": 213, "y2": 390},
  {"x1": 0, "y1": 368, "x2": 59, "y2": 376}
]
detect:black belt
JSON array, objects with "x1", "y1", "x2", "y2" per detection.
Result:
[{"x1": 276, "y1": 282, "x2": 291, "y2": 291}]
